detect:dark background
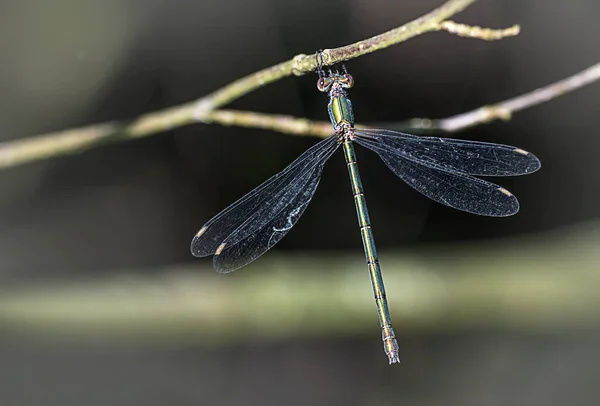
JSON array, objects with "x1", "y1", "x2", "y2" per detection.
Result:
[{"x1": 0, "y1": 0, "x2": 599, "y2": 405}]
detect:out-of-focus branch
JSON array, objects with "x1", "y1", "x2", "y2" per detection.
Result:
[
  {"x1": 1, "y1": 222, "x2": 599, "y2": 343},
  {"x1": 409, "y1": 61, "x2": 600, "y2": 132}
]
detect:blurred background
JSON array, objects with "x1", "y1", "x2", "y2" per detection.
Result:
[{"x1": 1, "y1": 0, "x2": 600, "y2": 405}]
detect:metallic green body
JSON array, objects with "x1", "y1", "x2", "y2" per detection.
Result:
[
  {"x1": 328, "y1": 90, "x2": 400, "y2": 363},
  {"x1": 328, "y1": 94, "x2": 354, "y2": 129},
  {"x1": 342, "y1": 140, "x2": 400, "y2": 364}
]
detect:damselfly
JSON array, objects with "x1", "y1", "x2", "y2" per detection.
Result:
[{"x1": 191, "y1": 55, "x2": 541, "y2": 364}]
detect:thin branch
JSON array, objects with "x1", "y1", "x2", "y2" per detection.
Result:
[
  {"x1": 439, "y1": 21, "x2": 520, "y2": 40},
  {"x1": 0, "y1": 104, "x2": 198, "y2": 169},
  {"x1": 298, "y1": 0, "x2": 478, "y2": 73},
  {"x1": 194, "y1": 16, "x2": 521, "y2": 118},
  {"x1": 193, "y1": 0, "x2": 480, "y2": 117},
  {"x1": 410, "y1": 61, "x2": 600, "y2": 132},
  {"x1": 204, "y1": 110, "x2": 332, "y2": 138}
]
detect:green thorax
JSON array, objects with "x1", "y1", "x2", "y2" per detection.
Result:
[{"x1": 327, "y1": 94, "x2": 354, "y2": 130}]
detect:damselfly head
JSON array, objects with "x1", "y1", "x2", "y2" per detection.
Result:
[{"x1": 316, "y1": 73, "x2": 354, "y2": 93}]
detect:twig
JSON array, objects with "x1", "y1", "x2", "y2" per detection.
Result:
[
  {"x1": 204, "y1": 110, "x2": 332, "y2": 138},
  {"x1": 439, "y1": 21, "x2": 520, "y2": 40},
  {"x1": 0, "y1": 105, "x2": 198, "y2": 169},
  {"x1": 193, "y1": 0, "x2": 484, "y2": 117},
  {"x1": 412, "y1": 61, "x2": 600, "y2": 132}
]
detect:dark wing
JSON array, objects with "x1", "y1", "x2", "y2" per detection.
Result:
[
  {"x1": 355, "y1": 128, "x2": 540, "y2": 177},
  {"x1": 355, "y1": 135, "x2": 520, "y2": 216},
  {"x1": 191, "y1": 135, "x2": 339, "y2": 273}
]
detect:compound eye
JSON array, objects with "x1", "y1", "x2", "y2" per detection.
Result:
[
  {"x1": 342, "y1": 73, "x2": 354, "y2": 88},
  {"x1": 316, "y1": 77, "x2": 329, "y2": 92}
]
